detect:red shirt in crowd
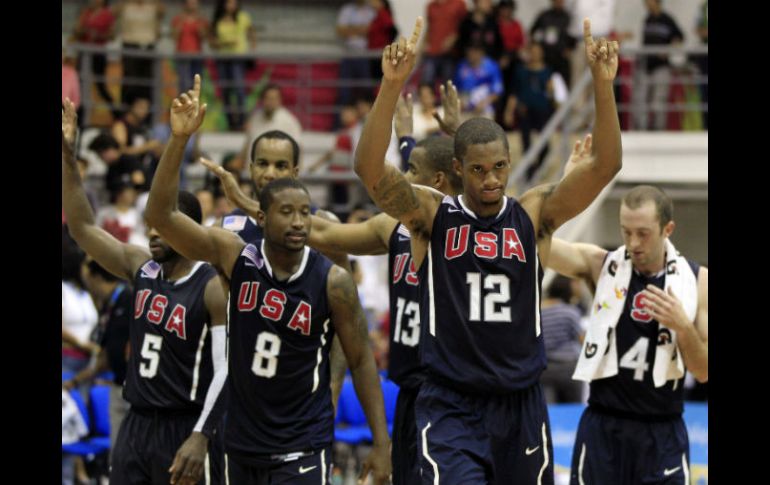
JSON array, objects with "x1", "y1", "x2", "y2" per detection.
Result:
[
  {"x1": 76, "y1": 7, "x2": 115, "y2": 45},
  {"x1": 368, "y1": 7, "x2": 396, "y2": 49},
  {"x1": 425, "y1": 0, "x2": 468, "y2": 56},
  {"x1": 171, "y1": 15, "x2": 208, "y2": 53},
  {"x1": 499, "y1": 19, "x2": 525, "y2": 53}
]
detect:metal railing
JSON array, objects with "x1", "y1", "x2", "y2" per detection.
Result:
[
  {"x1": 509, "y1": 44, "x2": 708, "y2": 192},
  {"x1": 69, "y1": 43, "x2": 386, "y2": 128}
]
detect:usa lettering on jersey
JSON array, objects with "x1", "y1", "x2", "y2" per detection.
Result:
[
  {"x1": 444, "y1": 225, "x2": 527, "y2": 262},
  {"x1": 134, "y1": 289, "x2": 188, "y2": 340},
  {"x1": 236, "y1": 282, "x2": 314, "y2": 336}
]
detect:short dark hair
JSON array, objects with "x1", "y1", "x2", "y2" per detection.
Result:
[
  {"x1": 415, "y1": 136, "x2": 462, "y2": 193},
  {"x1": 88, "y1": 132, "x2": 120, "y2": 152},
  {"x1": 454, "y1": 118, "x2": 509, "y2": 162},
  {"x1": 250, "y1": 130, "x2": 300, "y2": 168},
  {"x1": 258, "y1": 178, "x2": 310, "y2": 212},
  {"x1": 177, "y1": 190, "x2": 203, "y2": 225},
  {"x1": 87, "y1": 259, "x2": 120, "y2": 282},
  {"x1": 621, "y1": 185, "x2": 673, "y2": 230}
]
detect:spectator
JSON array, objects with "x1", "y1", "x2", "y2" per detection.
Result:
[
  {"x1": 110, "y1": 95, "x2": 163, "y2": 188},
  {"x1": 308, "y1": 104, "x2": 360, "y2": 207},
  {"x1": 336, "y1": 0, "x2": 377, "y2": 109},
  {"x1": 88, "y1": 132, "x2": 145, "y2": 200},
  {"x1": 693, "y1": 0, "x2": 708, "y2": 129},
  {"x1": 171, "y1": 0, "x2": 209, "y2": 93},
  {"x1": 242, "y1": 84, "x2": 302, "y2": 161},
  {"x1": 635, "y1": 0, "x2": 684, "y2": 130},
  {"x1": 367, "y1": 0, "x2": 397, "y2": 80},
  {"x1": 530, "y1": 0, "x2": 572, "y2": 86},
  {"x1": 62, "y1": 51, "x2": 81, "y2": 111},
  {"x1": 456, "y1": 0, "x2": 504, "y2": 62},
  {"x1": 496, "y1": 0, "x2": 525, "y2": 72},
  {"x1": 421, "y1": 0, "x2": 467, "y2": 87},
  {"x1": 540, "y1": 275, "x2": 585, "y2": 404},
  {"x1": 95, "y1": 182, "x2": 149, "y2": 247},
  {"x1": 504, "y1": 42, "x2": 555, "y2": 182},
  {"x1": 113, "y1": 0, "x2": 165, "y2": 103},
  {"x1": 71, "y1": 0, "x2": 116, "y2": 111},
  {"x1": 210, "y1": 0, "x2": 256, "y2": 130},
  {"x1": 453, "y1": 41, "x2": 504, "y2": 119},
  {"x1": 412, "y1": 83, "x2": 443, "y2": 140},
  {"x1": 64, "y1": 258, "x2": 132, "y2": 456}
]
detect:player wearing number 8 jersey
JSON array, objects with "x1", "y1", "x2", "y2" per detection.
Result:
[{"x1": 144, "y1": 75, "x2": 391, "y2": 485}]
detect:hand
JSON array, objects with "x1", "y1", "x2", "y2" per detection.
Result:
[
  {"x1": 642, "y1": 285, "x2": 692, "y2": 333},
  {"x1": 563, "y1": 134, "x2": 593, "y2": 178},
  {"x1": 381, "y1": 17, "x2": 423, "y2": 85},
  {"x1": 200, "y1": 157, "x2": 246, "y2": 208},
  {"x1": 168, "y1": 432, "x2": 209, "y2": 485},
  {"x1": 358, "y1": 441, "x2": 391, "y2": 485},
  {"x1": 170, "y1": 74, "x2": 208, "y2": 137},
  {"x1": 394, "y1": 92, "x2": 413, "y2": 139},
  {"x1": 62, "y1": 98, "x2": 78, "y2": 163},
  {"x1": 434, "y1": 80, "x2": 460, "y2": 136},
  {"x1": 583, "y1": 18, "x2": 619, "y2": 82}
]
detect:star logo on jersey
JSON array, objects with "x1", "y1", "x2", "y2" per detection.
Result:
[
  {"x1": 614, "y1": 286, "x2": 627, "y2": 299},
  {"x1": 506, "y1": 235, "x2": 519, "y2": 253},
  {"x1": 172, "y1": 314, "x2": 182, "y2": 326}
]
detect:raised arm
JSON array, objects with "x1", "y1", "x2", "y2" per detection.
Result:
[
  {"x1": 522, "y1": 19, "x2": 622, "y2": 237},
  {"x1": 547, "y1": 238, "x2": 607, "y2": 285},
  {"x1": 144, "y1": 75, "x2": 244, "y2": 278},
  {"x1": 327, "y1": 265, "x2": 391, "y2": 485},
  {"x1": 354, "y1": 18, "x2": 441, "y2": 240},
  {"x1": 434, "y1": 80, "x2": 461, "y2": 137},
  {"x1": 62, "y1": 99, "x2": 149, "y2": 280}
]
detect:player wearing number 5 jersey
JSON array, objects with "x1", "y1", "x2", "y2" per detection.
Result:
[
  {"x1": 547, "y1": 185, "x2": 708, "y2": 485},
  {"x1": 354, "y1": 17, "x2": 622, "y2": 484},
  {"x1": 62, "y1": 100, "x2": 227, "y2": 485},
  {"x1": 144, "y1": 75, "x2": 391, "y2": 485}
]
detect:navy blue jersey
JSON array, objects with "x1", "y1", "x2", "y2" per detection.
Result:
[
  {"x1": 589, "y1": 259, "x2": 701, "y2": 417},
  {"x1": 418, "y1": 195, "x2": 545, "y2": 394},
  {"x1": 124, "y1": 261, "x2": 218, "y2": 411},
  {"x1": 387, "y1": 224, "x2": 425, "y2": 390},
  {"x1": 225, "y1": 241, "x2": 336, "y2": 461},
  {"x1": 222, "y1": 205, "x2": 319, "y2": 244}
]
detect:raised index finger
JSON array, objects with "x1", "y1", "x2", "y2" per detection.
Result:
[
  {"x1": 192, "y1": 74, "x2": 201, "y2": 100},
  {"x1": 408, "y1": 16, "x2": 424, "y2": 51},
  {"x1": 583, "y1": 18, "x2": 594, "y2": 46}
]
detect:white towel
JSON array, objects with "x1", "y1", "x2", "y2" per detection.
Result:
[{"x1": 573, "y1": 239, "x2": 698, "y2": 387}]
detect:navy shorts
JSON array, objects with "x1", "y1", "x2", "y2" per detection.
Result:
[
  {"x1": 392, "y1": 385, "x2": 421, "y2": 485},
  {"x1": 111, "y1": 407, "x2": 224, "y2": 485},
  {"x1": 569, "y1": 406, "x2": 690, "y2": 485},
  {"x1": 225, "y1": 447, "x2": 332, "y2": 485},
  {"x1": 415, "y1": 380, "x2": 554, "y2": 485}
]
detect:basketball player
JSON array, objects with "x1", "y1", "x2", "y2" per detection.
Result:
[
  {"x1": 546, "y1": 185, "x2": 707, "y2": 485},
  {"x1": 62, "y1": 99, "x2": 227, "y2": 485},
  {"x1": 143, "y1": 76, "x2": 391, "y2": 485},
  {"x1": 353, "y1": 17, "x2": 622, "y2": 483}
]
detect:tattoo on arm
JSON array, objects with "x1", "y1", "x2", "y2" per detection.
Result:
[{"x1": 373, "y1": 168, "x2": 419, "y2": 218}]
